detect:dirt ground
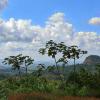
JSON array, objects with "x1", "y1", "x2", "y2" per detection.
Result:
[{"x1": 8, "y1": 93, "x2": 100, "y2": 100}]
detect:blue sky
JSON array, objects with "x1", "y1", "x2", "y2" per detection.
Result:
[
  {"x1": 1, "y1": 0, "x2": 100, "y2": 33},
  {"x1": 0, "y1": 0, "x2": 100, "y2": 61}
]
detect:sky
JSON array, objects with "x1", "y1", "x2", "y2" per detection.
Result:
[{"x1": 0, "y1": 0, "x2": 100, "y2": 62}]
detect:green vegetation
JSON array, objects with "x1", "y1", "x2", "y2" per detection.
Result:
[
  {"x1": 0, "y1": 66, "x2": 100, "y2": 100},
  {"x1": 0, "y1": 40, "x2": 100, "y2": 100}
]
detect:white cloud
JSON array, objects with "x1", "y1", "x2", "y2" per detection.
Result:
[
  {"x1": 89, "y1": 17, "x2": 100, "y2": 25},
  {"x1": 33, "y1": 12, "x2": 73, "y2": 43},
  {"x1": 0, "y1": 13, "x2": 73, "y2": 43},
  {"x1": 0, "y1": 0, "x2": 8, "y2": 11},
  {"x1": 73, "y1": 32, "x2": 100, "y2": 53},
  {"x1": 0, "y1": 18, "x2": 37, "y2": 42},
  {"x1": 0, "y1": 12, "x2": 100, "y2": 59}
]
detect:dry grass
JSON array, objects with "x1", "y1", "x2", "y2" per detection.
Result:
[{"x1": 8, "y1": 92, "x2": 100, "y2": 100}]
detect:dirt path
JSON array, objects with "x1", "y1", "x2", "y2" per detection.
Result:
[{"x1": 8, "y1": 93, "x2": 100, "y2": 100}]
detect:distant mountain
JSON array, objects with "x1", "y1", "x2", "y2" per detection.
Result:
[
  {"x1": 83, "y1": 55, "x2": 100, "y2": 65},
  {"x1": 0, "y1": 55, "x2": 100, "y2": 78}
]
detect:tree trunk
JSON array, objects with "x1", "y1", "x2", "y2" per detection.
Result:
[
  {"x1": 54, "y1": 57, "x2": 59, "y2": 74},
  {"x1": 63, "y1": 63, "x2": 65, "y2": 73},
  {"x1": 25, "y1": 63, "x2": 28, "y2": 76},
  {"x1": 73, "y1": 57, "x2": 76, "y2": 95},
  {"x1": 18, "y1": 68, "x2": 21, "y2": 78},
  {"x1": 26, "y1": 66, "x2": 27, "y2": 75},
  {"x1": 54, "y1": 57, "x2": 63, "y2": 80},
  {"x1": 63, "y1": 63, "x2": 66, "y2": 80},
  {"x1": 25, "y1": 65, "x2": 28, "y2": 86},
  {"x1": 74, "y1": 58, "x2": 76, "y2": 75}
]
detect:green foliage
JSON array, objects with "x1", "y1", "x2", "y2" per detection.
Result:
[
  {"x1": 0, "y1": 76, "x2": 60, "y2": 99},
  {"x1": 3, "y1": 54, "x2": 23, "y2": 77},
  {"x1": 46, "y1": 66, "x2": 55, "y2": 72},
  {"x1": 2, "y1": 54, "x2": 34, "y2": 77},
  {"x1": 78, "y1": 86, "x2": 88, "y2": 96},
  {"x1": 0, "y1": 66, "x2": 100, "y2": 100},
  {"x1": 39, "y1": 40, "x2": 60, "y2": 75},
  {"x1": 34, "y1": 64, "x2": 46, "y2": 77},
  {"x1": 24, "y1": 56, "x2": 34, "y2": 75},
  {"x1": 1, "y1": 40, "x2": 100, "y2": 99},
  {"x1": 64, "y1": 83, "x2": 79, "y2": 96}
]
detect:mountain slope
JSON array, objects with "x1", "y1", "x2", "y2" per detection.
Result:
[{"x1": 83, "y1": 55, "x2": 100, "y2": 65}]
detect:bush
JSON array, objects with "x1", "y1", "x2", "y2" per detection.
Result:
[
  {"x1": 64, "y1": 83, "x2": 79, "y2": 96},
  {"x1": 78, "y1": 86, "x2": 88, "y2": 96}
]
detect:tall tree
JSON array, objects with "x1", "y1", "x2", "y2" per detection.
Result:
[
  {"x1": 68, "y1": 45, "x2": 87, "y2": 95},
  {"x1": 57, "y1": 42, "x2": 68, "y2": 73},
  {"x1": 24, "y1": 56, "x2": 34, "y2": 75},
  {"x1": 39, "y1": 40, "x2": 59, "y2": 73},
  {"x1": 68, "y1": 45, "x2": 87, "y2": 75}
]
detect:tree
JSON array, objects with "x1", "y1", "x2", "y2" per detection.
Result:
[
  {"x1": 23, "y1": 56, "x2": 34, "y2": 75},
  {"x1": 57, "y1": 42, "x2": 68, "y2": 71},
  {"x1": 47, "y1": 66, "x2": 54, "y2": 72},
  {"x1": 68, "y1": 45, "x2": 87, "y2": 74},
  {"x1": 3, "y1": 54, "x2": 24, "y2": 77},
  {"x1": 68, "y1": 46, "x2": 87, "y2": 95},
  {"x1": 3, "y1": 54, "x2": 34, "y2": 77},
  {"x1": 36, "y1": 64, "x2": 45, "y2": 77},
  {"x1": 39, "y1": 40, "x2": 59, "y2": 73},
  {"x1": 57, "y1": 57, "x2": 68, "y2": 74}
]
